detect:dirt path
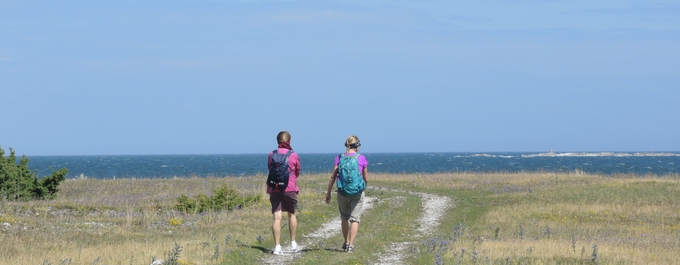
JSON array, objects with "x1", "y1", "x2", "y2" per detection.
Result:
[
  {"x1": 375, "y1": 191, "x2": 452, "y2": 265},
  {"x1": 260, "y1": 189, "x2": 452, "y2": 265},
  {"x1": 260, "y1": 197, "x2": 377, "y2": 264}
]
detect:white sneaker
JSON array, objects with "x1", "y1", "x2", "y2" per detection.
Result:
[
  {"x1": 273, "y1": 245, "x2": 283, "y2": 255},
  {"x1": 290, "y1": 241, "x2": 300, "y2": 253}
]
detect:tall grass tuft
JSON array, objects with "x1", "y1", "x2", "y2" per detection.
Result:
[{"x1": 165, "y1": 243, "x2": 183, "y2": 265}]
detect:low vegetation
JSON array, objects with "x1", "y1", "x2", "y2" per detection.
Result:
[
  {"x1": 0, "y1": 172, "x2": 678, "y2": 264},
  {"x1": 175, "y1": 184, "x2": 262, "y2": 213}
]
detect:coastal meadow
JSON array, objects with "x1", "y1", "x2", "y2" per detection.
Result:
[{"x1": 0, "y1": 172, "x2": 678, "y2": 264}]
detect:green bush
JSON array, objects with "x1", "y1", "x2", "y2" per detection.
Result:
[
  {"x1": 175, "y1": 184, "x2": 261, "y2": 213},
  {"x1": 0, "y1": 146, "x2": 68, "y2": 201}
]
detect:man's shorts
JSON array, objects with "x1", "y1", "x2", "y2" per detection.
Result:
[
  {"x1": 337, "y1": 191, "x2": 365, "y2": 222},
  {"x1": 270, "y1": 191, "x2": 298, "y2": 214}
]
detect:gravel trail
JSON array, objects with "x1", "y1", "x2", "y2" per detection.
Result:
[
  {"x1": 260, "y1": 189, "x2": 452, "y2": 265},
  {"x1": 375, "y1": 192, "x2": 452, "y2": 265},
  {"x1": 260, "y1": 197, "x2": 376, "y2": 264}
]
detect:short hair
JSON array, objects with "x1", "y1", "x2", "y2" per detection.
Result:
[{"x1": 277, "y1": 131, "x2": 291, "y2": 143}]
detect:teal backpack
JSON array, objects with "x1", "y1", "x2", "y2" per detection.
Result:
[{"x1": 336, "y1": 153, "x2": 365, "y2": 196}]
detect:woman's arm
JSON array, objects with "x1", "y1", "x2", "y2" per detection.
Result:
[
  {"x1": 325, "y1": 166, "x2": 338, "y2": 204},
  {"x1": 362, "y1": 167, "x2": 368, "y2": 186},
  {"x1": 293, "y1": 153, "x2": 301, "y2": 176}
]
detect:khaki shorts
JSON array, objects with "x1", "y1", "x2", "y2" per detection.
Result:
[
  {"x1": 337, "y1": 191, "x2": 365, "y2": 223},
  {"x1": 270, "y1": 191, "x2": 298, "y2": 214}
]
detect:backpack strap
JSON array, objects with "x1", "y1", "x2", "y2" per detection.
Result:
[
  {"x1": 282, "y1": 150, "x2": 294, "y2": 192},
  {"x1": 275, "y1": 149, "x2": 294, "y2": 168}
]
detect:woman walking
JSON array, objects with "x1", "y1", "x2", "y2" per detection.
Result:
[
  {"x1": 325, "y1": 135, "x2": 368, "y2": 253},
  {"x1": 267, "y1": 131, "x2": 301, "y2": 255}
]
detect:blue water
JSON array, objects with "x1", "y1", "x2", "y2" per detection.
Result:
[{"x1": 23, "y1": 152, "x2": 680, "y2": 179}]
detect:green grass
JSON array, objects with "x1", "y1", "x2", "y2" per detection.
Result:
[{"x1": 1, "y1": 172, "x2": 678, "y2": 264}]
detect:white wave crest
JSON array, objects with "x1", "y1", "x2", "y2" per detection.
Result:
[{"x1": 522, "y1": 152, "x2": 680, "y2": 158}]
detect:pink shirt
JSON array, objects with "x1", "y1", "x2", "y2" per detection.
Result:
[{"x1": 267, "y1": 148, "x2": 301, "y2": 194}]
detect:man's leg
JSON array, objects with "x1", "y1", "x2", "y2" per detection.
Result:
[{"x1": 272, "y1": 210, "x2": 282, "y2": 246}]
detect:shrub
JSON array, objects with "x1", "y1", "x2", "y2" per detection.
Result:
[
  {"x1": 175, "y1": 184, "x2": 261, "y2": 213},
  {"x1": 168, "y1": 218, "x2": 184, "y2": 226},
  {"x1": 0, "y1": 146, "x2": 68, "y2": 201}
]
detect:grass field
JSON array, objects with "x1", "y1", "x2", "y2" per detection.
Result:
[{"x1": 1, "y1": 172, "x2": 678, "y2": 264}]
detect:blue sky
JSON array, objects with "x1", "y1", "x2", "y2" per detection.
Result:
[{"x1": 2, "y1": 0, "x2": 679, "y2": 155}]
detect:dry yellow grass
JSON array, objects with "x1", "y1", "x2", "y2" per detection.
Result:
[
  {"x1": 0, "y1": 177, "x2": 272, "y2": 265},
  {"x1": 1, "y1": 172, "x2": 678, "y2": 264},
  {"x1": 420, "y1": 173, "x2": 680, "y2": 264}
]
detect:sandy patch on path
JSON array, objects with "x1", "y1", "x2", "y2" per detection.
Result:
[
  {"x1": 375, "y1": 242, "x2": 412, "y2": 265},
  {"x1": 413, "y1": 192, "x2": 452, "y2": 235}
]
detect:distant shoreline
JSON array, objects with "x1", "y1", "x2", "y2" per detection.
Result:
[
  {"x1": 521, "y1": 151, "x2": 680, "y2": 157},
  {"x1": 24, "y1": 152, "x2": 680, "y2": 179},
  {"x1": 23, "y1": 151, "x2": 680, "y2": 157}
]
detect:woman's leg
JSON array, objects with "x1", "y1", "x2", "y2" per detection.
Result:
[
  {"x1": 272, "y1": 210, "x2": 282, "y2": 246},
  {"x1": 348, "y1": 221, "x2": 359, "y2": 246},
  {"x1": 341, "y1": 218, "x2": 350, "y2": 243},
  {"x1": 288, "y1": 212, "x2": 297, "y2": 242}
]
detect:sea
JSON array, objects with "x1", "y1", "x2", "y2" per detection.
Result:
[{"x1": 23, "y1": 151, "x2": 680, "y2": 179}]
